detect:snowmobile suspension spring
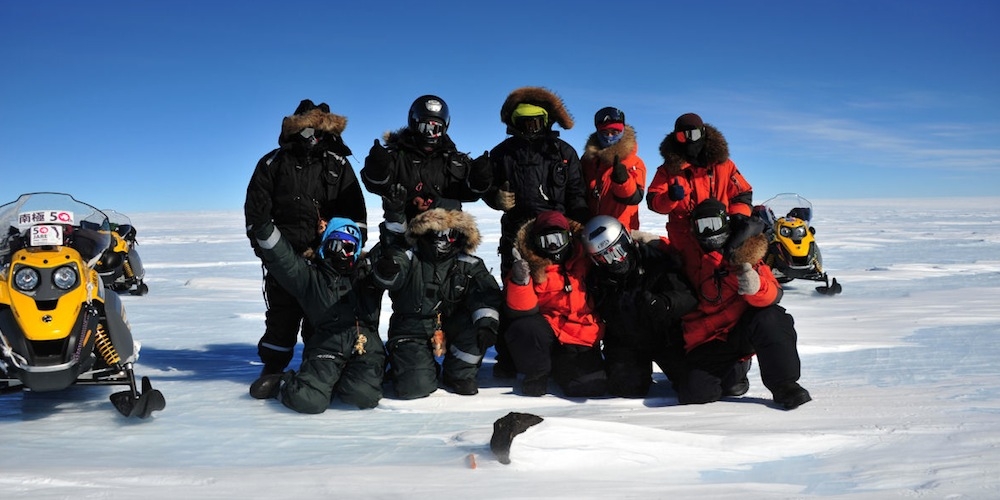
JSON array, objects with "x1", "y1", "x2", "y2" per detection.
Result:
[
  {"x1": 124, "y1": 260, "x2": 135, "y2": 279},
  {"x1": 94, "y1": 323, "x2": 121, "y2": 366}
]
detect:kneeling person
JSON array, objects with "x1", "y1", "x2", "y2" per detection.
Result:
[
  {"x1": 372, "y1": 208, "x2": 502, "y2": 399},
  {"x1": 248, "y1": 218, "x2": 386, "y2": 413}
]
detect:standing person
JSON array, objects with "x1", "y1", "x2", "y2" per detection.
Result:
[
  {"x1": 673, "y1": 198, "x2": 812, "y2": 410},
  {"x1": 646, "y1": 112, "x2": 753, "y2": 252},
  {"x1": 371, "y1": 208, "x2": 502, "y2": 399},
  {"x1": 580, "y1": 107, "x2": 646, "y2": 231},
  {"x1": 246, "y1": 217, "x2": 385, "y2": 413},
  {"x1": 581, "y1": 216, "x2": 697, "y2": 398},
  {"x1": 483, "y1": 86, "x2": 589, "y2": 378},
  {"x1": 245, "y1": 99, "x2": 369, "y2": 381},
  {"x1": 503, "y1": 211, "x2": 606, "y2": 397},
  {"x1": 484, "y1": 86, "x2": 590, "y2": 275},
  {"x1": 362, "y1": 95, "x2": 491, "y2": 245}
]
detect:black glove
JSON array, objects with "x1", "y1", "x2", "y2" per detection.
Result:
[
  {"x1": 509, "y1": 248, "x2": 530, "y2": 285},
  {"x1": 469, "y1": 151, "x2": 492, "y2": 192},
  {"x1": 471, "y1": 151, "x2": 490, "y2": 177},
  {"x1": 367, "y1": 139, "x2": 392, "y2": 171},
  {"x1": 610, "y1": 155, "x2": 629, "y2": 184},
  {"x1": 373, "y1": 254, "x2": 401, "y2": 280},
  {"x1": 247, "y1": 219, "x2": 274, "y2": 241},
  {"x1": 638, "y1": 290, "x2": 671, "y2": 324},
  {"x1": 477, "y1": 328, "x2": 497, "y2": 352},
  {"x1": 382, "y1": 183, "x2": 408, "y2": 216},
  {"x1": 667, "y1": 180, "x2": 685, "y2": 201}
]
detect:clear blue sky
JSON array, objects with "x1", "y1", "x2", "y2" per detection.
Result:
[{"x1": 2, "y1": 1, "x2": 997, "y2": 213}]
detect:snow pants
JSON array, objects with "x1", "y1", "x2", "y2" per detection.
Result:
[
  {"x1": 677, "y1": 304, "x2": 801, "y2": 404},
  {"x1": 603, "y1": 319, "x2": 686, "y2": 398},
  {"x1": 386, "y1": 325, "x2": 483, "y2": 400},
  {"x1": 279, "y1": 327, "x2": 386, "y2": 413},
  {"x1": 505, "y1": 314, "x2": 607, "y2": 397},
  {"x1": 258, "y1": 272, "x2": 315, "y2": 373}
]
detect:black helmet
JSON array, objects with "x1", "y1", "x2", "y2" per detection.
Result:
[
  {"x1": 408, "y1": 95, "x2": 450, "y2": 145},
  {"x1": 594, "y1": 107, "x2": 625, "y2": 128},
  {"x1": 691, "y1": 198, "x2": 730, "y2": 252},
  {"x1": 581, "y1": 215, "x2": 636, "y2": 275}
]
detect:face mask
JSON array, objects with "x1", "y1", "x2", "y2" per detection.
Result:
[{"x1": 597, "y1": 131, "x2": 623, "y2": 147}]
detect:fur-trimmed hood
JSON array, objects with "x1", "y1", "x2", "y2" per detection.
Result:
[
  {"x1": 728, "y1": 233, "x2": 769, "y2": 267},
  {"x1": 278, "y1": 101, "x2": 348, "y2": 146},
  {"x1": 657, "y1": 123, "x2": 730, "y2": 175},
  {"x1": 514, "y1": 216, "x2": 585, "y2": 283},
  {"x1": 500, "y1": 86, "x2": 574, "y2": 130},
  {"x1": 381, "y1": 126, "x2": 458, "y2": 153},
  {"x1": 404, "y1": 208, "x2": 481, "y2": 253},
  {"x1": 582, "y1": 124, "x2": 638, "y2": 163}
]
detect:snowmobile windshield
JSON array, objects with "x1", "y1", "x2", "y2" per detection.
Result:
[
  {"x1": 0, "y1": 192, "x2": 111, "y2": 268},
  {"x1": 762, "y1": 193, "x2": 815, "y2": 225}
]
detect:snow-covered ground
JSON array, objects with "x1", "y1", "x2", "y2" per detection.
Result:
[{"x1": 2, "y1": 198, "x2": 1000, "y2": 499}]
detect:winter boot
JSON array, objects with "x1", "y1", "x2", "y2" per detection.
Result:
[
  {"x1": 721, "y1": 359, "x2": 752, "y2": 397},
  {"x1": 772, "y1": 382, "x2": 812, "y2": 410},
  {"x1": 521, "y1": 373, "x2": 549, "y2": 397},
  {"x1": 249, "y1": 372, "x2": 285, "y2": 399},
  {"x1": 444, "y1": 376, "x2": 479, "y2": 396}
]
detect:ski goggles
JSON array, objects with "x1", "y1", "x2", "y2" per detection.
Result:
[
  {"x1": 592, "y1": 241, "x2": 629, "y2": 265},
  {"x1": 674, "y1": 127, "x2": 703, "y2": 143},
  {"x1": 535, "y1": 230, "x2": 570, "y2": 254},
  {"x1": 694, "y1": 215, "x2": 727, "y2": 235},
  {"x1": 432, "y1": 229, "x2": 457, "y2": 252},
  {"x1": 320, "y1": 233, "x2": 358, "y2": 260}
]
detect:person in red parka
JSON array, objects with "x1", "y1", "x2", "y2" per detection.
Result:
[
  {"x1": 580, "y1": 107, "x2": 646, "y2": 230},
  {"x1": 503, "y1": 210, "x2": 607, "y2": 398},
  {"x1": 673, "y1": 198, "x2": 811, "y2": 410},
  {"x1": 646, "y1": 112, "x2": 753, "y2": 255}
]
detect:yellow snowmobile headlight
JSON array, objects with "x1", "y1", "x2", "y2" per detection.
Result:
[
  {"x1": 14, "y1": 267, "x2": 41, "y2": 291},
  {"x1": 53, "y1": 265, "x2": 79, "y2": 290}
]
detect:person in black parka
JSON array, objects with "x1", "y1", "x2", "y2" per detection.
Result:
[
  {"x1": 371, "y1": 208, "x2": 502, "y2": 399},
  {"x1": 362, "y1": 94, "x2": 491, "y2": 246},
  {"x1": 244, "y1": 99, "x2": 368, "y2": 379}
]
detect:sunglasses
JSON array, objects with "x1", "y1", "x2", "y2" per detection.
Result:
[
  {"x1": 536, "y1": 230, "x2": 570, "y2": 253},
  {"x1": 674, "y1": 128, "x2": 703, "y2": 143}
]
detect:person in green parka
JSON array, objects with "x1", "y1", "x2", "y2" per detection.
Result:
[
  {"x1": 246, "y1": 217, "x2": 385, "y2": 413},
  {"x1": 371, "y1": 208, "x2": 502, "y2": 399}
]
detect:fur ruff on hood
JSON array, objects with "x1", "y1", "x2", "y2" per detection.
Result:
[
  {"x1": 404, "y1": 208, "x2": 481, "y2": 253},
  {"x1": 582, "y1": 125, "x2": 638, "y2": 163},
  {"x1": 728, "y1": 233, "x2": 769, "y2": 267},
  {"x1": 514, "y1": 216, "x2": 585, "y2": 283},
  {"x1": 657, "y1": 123, "x2": 730, "y2": 175},
  {"x1": 500, "y1": 86, "x2": 574, "y2": 130},
  {"x1": 280, "y1": 107, "x2": 347, "y2": 142}
]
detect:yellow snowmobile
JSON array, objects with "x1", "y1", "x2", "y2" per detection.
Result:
[
  {"x1": 0, "y1": 192, "x2": 165, "y2": 418},
  {"x1": 752, "y1": 193, "x2": 841, "y2": 295},
  {"x1": 97, "y1": 210, "x2": 148, "y2": 295}
]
